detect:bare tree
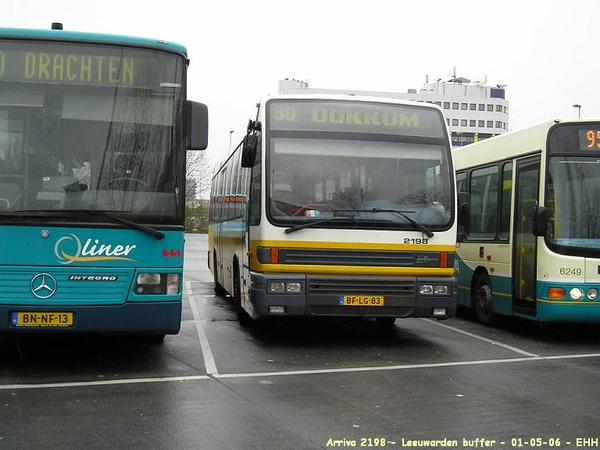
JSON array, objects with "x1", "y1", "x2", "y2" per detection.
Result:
[{"x1": 186, "y1": 150, "x2": 212, "y2": 201}]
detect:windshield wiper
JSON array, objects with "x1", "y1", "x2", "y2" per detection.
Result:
[
  {"x1": 85, "y1": 211, "x2": 165, "y2": 240},
  {"x1": 361, "y1": 208, "x2": 434, "y2": 238},
  {"x1": 285, "y1": 215, "x2": 356, "y2": 234},
  {"x1": 6, "y1": 209, "x2": 165, "y2": 240}
]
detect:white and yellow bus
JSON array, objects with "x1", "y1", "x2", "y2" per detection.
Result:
[
  {"x1": 455, "y1": 119, "x2": 600, "y2": 325},
  {"x1": 208, "y1": 95, "x2": 457, "y2": 325}
]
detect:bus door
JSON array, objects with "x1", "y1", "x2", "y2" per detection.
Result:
[
  {"x1": 215, "y1": 169, "x2": 228, "y2": 287},
  {"x1": 512, "y1": 156, "x2": 540, "y2": 316}
]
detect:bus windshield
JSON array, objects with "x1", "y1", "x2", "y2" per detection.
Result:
[
  {"x1": 546, "y1": 124, "x2": 600, "y2": 254},
  {"x1": 548, "y1": 156, "x2": 600, "y2": 251},
  {"x1": 266, "y1": 100, "x2": 453, "y2": 230},
  {"x1": 0, "y1": 39, "x2": 185, "y2": 224}
]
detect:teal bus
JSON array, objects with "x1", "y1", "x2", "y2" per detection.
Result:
[
  {"x1": 455, "y1": 119, "x2": 600, "y2": 325},
  {"x1": 0, "y1": 25, "x2": 208, "y2": 339}
]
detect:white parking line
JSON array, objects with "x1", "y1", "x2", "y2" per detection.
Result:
[
  {"x1": 0, "y1": 375, "x2": 210, "y2": 390},
  {"x1": 422, "y1": 318, "x2": 540, "y2": 357},
  {"x1": 213, "y1": 356, "x2": 543, "y2": 379},
  {"x1": 2, "y1": 282, "x2": 595, "y2": 391},
  {"x1": 185, "y1": 281, "x2": 220, "y2": 375},
  {"x1": 3, "y1": 352, "x2": 600, "y2": 390},
  {"x1": 189, "y1": 294, "x2": 219, "y2": 376}
]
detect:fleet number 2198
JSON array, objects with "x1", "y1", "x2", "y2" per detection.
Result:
[{"x1": 404, "y1": 238, "x2": 429, "y2": 244}]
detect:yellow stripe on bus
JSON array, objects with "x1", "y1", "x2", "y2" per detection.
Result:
[
  {"x1": 252, "y1": 264, "x2": 455, "y2": 276},
  {"x1": 250, "y1": 240, "x2": 455, "y2": 275},
  {"x1": 251, "y1": 240, "x2": 456, "y2": 252}
]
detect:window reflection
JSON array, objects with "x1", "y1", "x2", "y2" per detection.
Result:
[{"x1": 268, "y1": 137, "x2": 452, "y2": 229}]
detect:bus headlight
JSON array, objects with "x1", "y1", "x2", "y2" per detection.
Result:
[
  {"x1": 286, "y1": 282, "x2": 302, "y2": 293},
  {"x1": 569, "y1": 287, "x2": 584, "y2": 300},
  {"x1": 166, "y1": 274, "x2": 180, "y2": 295},
  {"x1": 434, "y1": 285, "x2": 449, "y2": 295},
  {"x1": 269, "y1": 282, "x2": 286, "y2": 293},
  {"x1": 587, "y1": 288, "x2": 598, "y2": 301},
  {"x1": 419, "y1": 283, "x2": 450, "y2": 296},
  {"x1": 419, "y1": 284, "x2": 433, "y2": 295},
  {"x1": 268, "y1": 281, "x2": 302, "y2": 293},
  {"x1": 135, "y1": 273, "x2": 180, "y2": 295},
  {"x1": 138, "y1": 273, "x2": 161, "y2": 285}
]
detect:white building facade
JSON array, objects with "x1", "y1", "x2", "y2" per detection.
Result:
[{"x1": 278, "y1": 76, "x2": 509, "y2": 147}]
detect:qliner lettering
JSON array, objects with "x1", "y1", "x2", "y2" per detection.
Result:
[
  {"x1": 81, "y1": 239, "x2": 136, "y2": 257},
  {"x1": 0, "y1": 50, "x2": 134, "y2": 84},
  {"x1": 55, "y1": 234, "x2": 137, "y2": 264},
  {"x1": 312, "y1": 108, "x2": 419, "y2": 128}
]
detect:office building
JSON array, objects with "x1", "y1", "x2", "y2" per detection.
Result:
[{"x1": 278, "y1": 74, "x2": 509, "y2": 147}]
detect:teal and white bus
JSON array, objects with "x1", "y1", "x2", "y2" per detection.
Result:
[
  {"x1": 455, "y1": 119, "x2": 600, "y2": 325},
  {"x1": 0, "y1": 25, "x2": 208, "y2": 338},
  {"x1": 209, "y1": 95, "x2": 457, "y2": 325}
]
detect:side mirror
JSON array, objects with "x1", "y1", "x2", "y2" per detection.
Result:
[
  {"x1": 187, "y1": 101, "x2": 209, "y2": 150},
  {"x1": 241, "y1": 133, "x2": 259, "y2": 168},
  {"x1": 457, "y1": 191, "x2": 470, "y2": 226},
  {"x1": 533, "y1": 205, "x2": 549, "y2": 237}
]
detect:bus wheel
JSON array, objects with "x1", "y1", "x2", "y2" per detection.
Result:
[
  {"x1": 473, "y1": 274, "x2": 496, "y2": 326},
  {"x1": 232, "y1": 262, "x2": 251, "y2": 326},
  {"x1": 232, "y1": 264, "x2": 241, "y2": 308},
  {"x1": 213, "y1": 253, "x2": 226, "y2": 296},
  {"x1": 140, "y1": 334, "x2": 166, "y2": 343},
  {"x1": 376, "y1": 317, "x2": 396, "y2": 328}
]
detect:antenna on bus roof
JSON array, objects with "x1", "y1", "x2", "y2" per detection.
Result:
[{"x1": 51, "y1": 23, "x2": 63, "y2": 30}]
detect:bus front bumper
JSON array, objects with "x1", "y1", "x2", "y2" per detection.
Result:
[
  {"x1": 249, "y1": 273, "x2": 457, "y2": 320},
  {"x1": 0, "y1": 301, "x2": 182, "y2": 335}
]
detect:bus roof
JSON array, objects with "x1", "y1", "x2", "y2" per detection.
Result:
[
  {"x1": 261, "y1": 93, "x2": 444, "y2": 110},
  {"x1": 0, "y1": 26, "x2": 188, "y2": 56},
  {"x1": 453, "y1": 118, "x2": 600, "y2": 169}
]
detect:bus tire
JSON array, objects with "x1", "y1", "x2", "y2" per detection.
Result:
[
  {"x1": 232, "y1": 259, "x2": 241, "y2": 308},
  {"x1": 376, "y1": 317, "x2": 396, "y2": 327},
  {"x1": 232, "y1": 260, "x2": 252, "y2": 325},
  {"x1": 140, "y1": 334, "x2": 166, "y2": 343},
  {"x1": 473, "y1": 273, "x2": 496, "y2": 326},
  {"x1": 213, "y1": 251, "x2": 226, "y2": 296}
]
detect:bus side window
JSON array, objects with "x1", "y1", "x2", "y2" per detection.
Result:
[
  {"x1": 456, "y1": 171, "x2": 467, "y2": 239},
  {"x1": 468, "y1": 165, "x2": 499, "y2": 239},
  {"x1": 249, "y1": 175, "x2": 261, "y2": 226},
  {"x1": 500, "y1": 161, "x2": 512, "y2": 239}
]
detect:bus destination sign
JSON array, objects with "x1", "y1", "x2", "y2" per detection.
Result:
[
  {"x1": 581, "y1": 129, "x2": 600, "y2": 150},
  {"x1": 0, "y1": 49, "x2": 136, "y2": 86},
  {"x1": 550, "y1": 124, "x2": 600, "y2": 153},
  {"x1": 268, "y1": 100, "x2": 446, "y2": 138},
  {"x1": 0, "y1": 41, "x2": 177, "y2": 88}
]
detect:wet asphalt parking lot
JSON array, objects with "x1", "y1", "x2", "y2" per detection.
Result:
[{"x1": 1, "y1": 233, "x2": 600, "y2": 450}]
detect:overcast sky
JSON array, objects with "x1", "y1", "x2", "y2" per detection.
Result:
[{"x1": 3, "y1": 0, "x2": 599, "y2": 166}]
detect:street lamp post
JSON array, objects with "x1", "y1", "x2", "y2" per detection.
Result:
[{"x1": 573, "y1": 104, "x2": 581, "y2": 118}]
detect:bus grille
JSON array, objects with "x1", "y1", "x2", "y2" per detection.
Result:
[
  {"x1": 279, "y1": 248, "x2": 441, "y2": 267},
  {"x1": 0, "y1": 269, "x2": 131, "y2": 305},
  {"x1": 306, "y1": 275, "x2": 415, "y2": 317},
  {"x1": 307, "y1": 275, "x2": 415, "y2": 295}
]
